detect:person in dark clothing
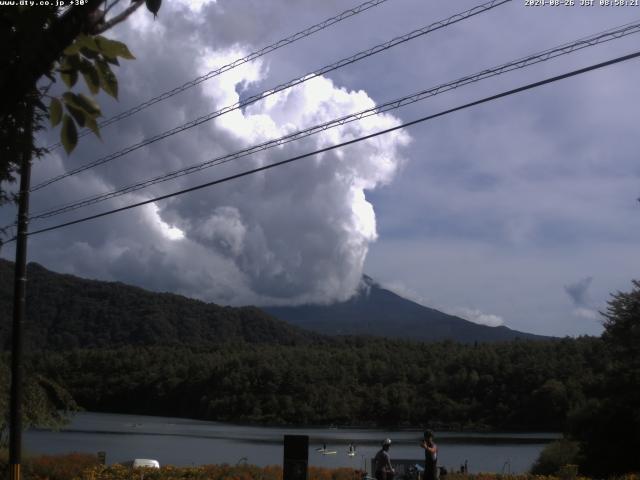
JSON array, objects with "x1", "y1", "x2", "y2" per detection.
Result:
[
  {"x1": 420, "y1": 430, "x2": 438, "y2": 480},
  {"x1": 374, "y1": 438, "x2": 395, "y2": 480}
]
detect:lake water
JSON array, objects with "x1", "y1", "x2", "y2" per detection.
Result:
[{"x1": 25, "y1": 412, "x2": 559, "y2": 474}]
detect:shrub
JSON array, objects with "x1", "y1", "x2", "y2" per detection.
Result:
[
  {"x1": 27, "y1": 452, "x2": 100, "y2": 480},
  {"x1": 530, "y1": 440, "x2": 580, "y2": 476}
]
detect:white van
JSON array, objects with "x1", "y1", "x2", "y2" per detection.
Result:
[{"x1": 131, "y1": 459, "x2": 160, "y2": 468}]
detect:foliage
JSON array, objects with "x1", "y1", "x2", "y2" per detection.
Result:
[
  {"x1": 15, "y1": 336, "x2": 606, "y2": 431},
  {"x1": 0, "y1": 451, "x2": 98, "y2": 480},
  {"x1": 0, "y1": 0, "x2": 161, "y2": 218},
  {"x1": 10, "y1": 462, "x2": 359, "y2": 480},
  {"x1": 0, "y1": 359, "x2": 78, "y2": 447},
  {"x1": 1, "y1": 456, "x2": 637, "y2": 480},
  {"x1": 530, "y1": 440, "x2": 580, "y2": 476},
  {"x1": 568, "y1": 280, "x2": 640, "y2": 477},
  {"x1": 26, "y1": 452, "x2": 100, "y2": 480},
  {"x1": 51, "y1": 33, "x2": 136, "y2": 153},
  {"x1": 601, "y1": 280, "x2": 640, "y2": 364}
]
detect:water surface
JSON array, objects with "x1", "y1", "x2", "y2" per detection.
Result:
[{"x1": 25, "y1": 412, "x2": 558, "y2": 473}]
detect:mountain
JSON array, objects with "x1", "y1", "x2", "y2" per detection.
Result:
[
  {"x1": 0, "y1": 259, "x2": 323, "y2": 350},
  {"x1": 265, "y1": 275, "x2": 549, "y2": 342},
  {"x1": 0, "y1": 259, "x2": 547, "y2": 349}
]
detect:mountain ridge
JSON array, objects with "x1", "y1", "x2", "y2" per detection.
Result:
[
  {"x1": 0, "y1": 259, "x2": 549, "y2": 347},
  {"x1": 0, "y1": 259, "x2": 324, "y2": 349},
  {"x1": 265, "y1": 275, "x2": 550, "y2": 342}
]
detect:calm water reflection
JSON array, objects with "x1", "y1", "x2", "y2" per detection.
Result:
[{"x1": 25, "y1": 412, "x2": 559, "y2": 473}]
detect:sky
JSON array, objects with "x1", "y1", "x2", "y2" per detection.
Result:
[{"x1": 1, "y1": 0, "x2": 639, "y2": 337}]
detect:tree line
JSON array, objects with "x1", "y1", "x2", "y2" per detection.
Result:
[{"x1": 16, "y1": 336, "x2": 605, "y2": 431}]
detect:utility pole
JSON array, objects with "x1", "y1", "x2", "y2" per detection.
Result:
[{"x1": 9, "y1": 100, "x2": 33, "y2": 480}]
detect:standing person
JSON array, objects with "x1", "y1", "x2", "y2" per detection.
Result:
[
  {"x1": 374, "y1": 438, "x2": 395, "y2": 480},
  {"x1": 420, "y1": 430, "x2": 438, "y2": 480}
]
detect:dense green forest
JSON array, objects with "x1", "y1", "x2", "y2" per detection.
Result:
[{"x1": 14, "y1": 337, "x2": 605, "y2": 431}]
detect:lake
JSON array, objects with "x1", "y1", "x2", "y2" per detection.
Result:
[{"x1": 25, "y1": 412, "x2": 559, "y2": 474}]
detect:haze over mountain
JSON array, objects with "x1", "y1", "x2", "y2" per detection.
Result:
[{"x1": 266, "y1": 276, "x2": 550, "y2": 343}]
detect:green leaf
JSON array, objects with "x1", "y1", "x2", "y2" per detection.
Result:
[
  {"x1": 79, "y1": 60, "x2": 100, "y2": 95},
  {"x1": 62, "y1": 92, "x2": 100, "y2": 119},
  {"x1": 80, "y1": 47, "x2": 99, "y2": 60},
  {"x1": 102, "y1": 55, "x2": 120, "y2": 66},
  {"x1": 62, "y1": 92, "x2": 81, "y2": 109},
  {"x1": 63, "y1": 43, "x2": 81, "y2": 56},
  {"x1": 65, "y1": 35, "x2": 100, "y2": 56},
  {"x1": 76, "y1": 93, "x2": 101, "y2": 116},
  {"x1": 95, "y1": 36, "x2": 135, "y2": 60},
  {"x1": 66, "y1": 104, "x2": 86, "y2": 128},
  {"x1": 50, "y1": 98, "x2": 62, "y2": 127},
  {"x1": 76, "y1": 34, "x2": 100, "y2": 52},
  {"x1": 95, "y1": 60, "x2": 118, "y2": 99},
  {"x1": 60, "y1": 69, "x2": 78, "y2": 88},
  {"x1": 85, "y1": 116, "x2": 102, "y2": 140},
  {"x1": 65, "y1": 53, "x2": 82, "y2": 69},
  {"x1": 61, "y1": 114, "x2": 78, "y2": 155}
]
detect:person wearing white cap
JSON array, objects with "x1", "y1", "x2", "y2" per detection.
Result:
[{"x1": 374, "y1": 438, "x2": 395, "y2": 480}]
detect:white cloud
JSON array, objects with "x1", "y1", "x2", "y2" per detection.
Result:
[
  {"x1": 180, "y1": 0, "x2": 217, "y2": 14},
  {"x1": 573, "y1": 307, "x2": 599, "y2": 321},
  {"x1": 146, "y1": 204, "x2": 185, "y2": 241},
  {"x1": 6, "y1": 30, "x2": 410, "y2": 307},
  {"x1": 380, "y1": 279, "x2": 431, "y2": 307},
  {"x1": 145, "y1": 49, "x2": 412, "y2": 305},
  {"x1": 449, "y1": 307, "x2": 504, "y2": 327}
]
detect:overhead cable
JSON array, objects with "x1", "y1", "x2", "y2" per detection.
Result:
[
  {"x1": 31, "y1": 0, "x2": 511, "y2": 192},
  {"x1": 27, "y1": 19, "x2": 640, "y2": 221},
  {"x1": 13, "y1": 48, "x2": 640, "y2": 241},
  {"x1": 45, "y1": 0, "x2": 392, "y2": 151}
]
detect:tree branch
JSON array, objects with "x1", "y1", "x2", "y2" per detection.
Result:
[
  {"x1": 103, "y1": 0, "x2": 121, "y2": 16},
  {"x1": 92, "y1": 0, "x2": 144, "y2": 35}
]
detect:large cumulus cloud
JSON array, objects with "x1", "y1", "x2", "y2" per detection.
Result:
[{"x1": 1, "y1": 0, "x2": 409, "y2": 306}]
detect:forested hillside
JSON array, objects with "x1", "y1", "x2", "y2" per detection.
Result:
[
  {"x1": 0, "y1": 259, "x2": 323, "y2": 349},
  {"x1": 22, "y1": 336, "x2": 606, "y2": 431},
  {"x1": 0, "y1": 259, "x2": 611, "y2": 432},
  {"x1": 1, "y1": 260, "x2": 547, "y2": 348}
]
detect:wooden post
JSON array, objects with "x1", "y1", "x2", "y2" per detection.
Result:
[{"x1": 9, "y1": 100, "x2": 33, "y2": 480}]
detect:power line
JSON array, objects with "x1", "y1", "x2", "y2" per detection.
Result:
[
  {"x1": 27, "y1": 19, "x2": 640, "y2": 221},
  {"x1": 13, "y1": 48, "x2": 640, "y2": 241},
  {"x1": 45, "y1": 0, "x2": 392, "y2": 151},
  {"x1": 31, "y1": 0, "x2": 511, "y2": 192}
]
